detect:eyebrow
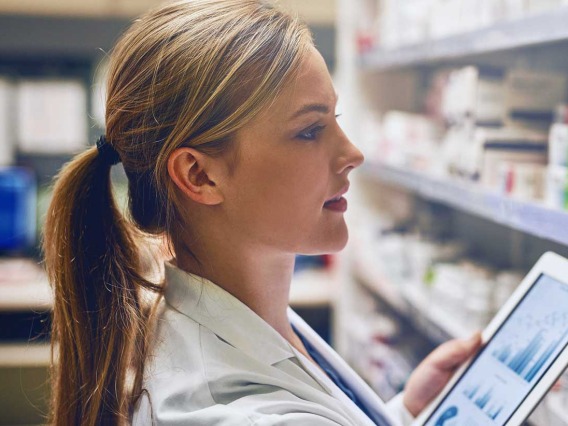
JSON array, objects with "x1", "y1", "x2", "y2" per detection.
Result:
[
  {"x1": 289, "y1": 93, "x2": 339, "y2": 121},
  {"x1": 290, "y1": 103, "x2": 330, "y2": 120}
]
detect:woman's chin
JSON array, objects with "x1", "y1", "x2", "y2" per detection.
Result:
[{"x1": 300, "y1": 230, "x2": 349, "y2": 255}]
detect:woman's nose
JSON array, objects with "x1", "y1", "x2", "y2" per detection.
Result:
[{"x1": 335, "y1": 129, "x2": 365, "y2": 175}]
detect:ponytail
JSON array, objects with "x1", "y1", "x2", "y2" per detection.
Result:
[{"x1": 43, "y1": 146, "x2": 160, "y2": 425}]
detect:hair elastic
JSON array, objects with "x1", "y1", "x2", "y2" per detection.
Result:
[{"x1": 96, "y1": 135, "x2": 121, "y2": 166}]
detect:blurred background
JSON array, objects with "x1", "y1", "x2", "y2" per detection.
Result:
[{"x1": 2, "y1": 0, "x2": 568, "y2": 425}]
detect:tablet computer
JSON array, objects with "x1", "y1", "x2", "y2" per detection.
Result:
[{"x1": 413, "y1": 251, "x2": 568, "y2": 426}]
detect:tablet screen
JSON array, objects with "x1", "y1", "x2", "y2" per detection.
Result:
[{"x1": 423, "y1": 274, "x2": 568, "y2": 426}]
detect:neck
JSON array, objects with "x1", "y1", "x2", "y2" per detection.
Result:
[{"x1": 174, "y1": 236, "x2": 297, "y2": 341}]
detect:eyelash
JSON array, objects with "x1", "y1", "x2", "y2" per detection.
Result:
[
  {"x1": 297, "y1": 114, "x2": 342, "y2": 141},
  {"x1": 298, "y1": 125, "x2": 326, "y2": 141}
]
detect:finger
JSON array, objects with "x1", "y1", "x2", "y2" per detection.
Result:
[{"x1": 429, "y1": 332, "x2": 482, "y2": 370}]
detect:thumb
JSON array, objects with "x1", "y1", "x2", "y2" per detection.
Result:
[{"x1": 431, "y1": 332, "x2": 482, "y2": 370}]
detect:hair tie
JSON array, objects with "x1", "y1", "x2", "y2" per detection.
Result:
[{"x1": 96, "y1": 135, "x2": 121, "y2": 166}]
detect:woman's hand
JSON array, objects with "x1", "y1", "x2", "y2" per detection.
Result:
[{"x1": 403, "y1": 332, "x2": 483, "y2": 417}]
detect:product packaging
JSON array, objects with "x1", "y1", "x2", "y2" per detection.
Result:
[
  {"x1": 0, "y1": 79, "x2": 14, "y2": 166},
  {"x1": 468, "y1": 127, "x2": 548, "y2": 187},
  {"x1": 504, "y1": 70, "x2": 568, "y2": 130},
  {"x1": 545, "y1": 165, "x2": 568, "y2": 210},
  {"x1": 498, "y1": 162, "x2": 547, "y2": 200},
  {"x1": 549, "y1": 123, "x2": 568, "y2": 167}
]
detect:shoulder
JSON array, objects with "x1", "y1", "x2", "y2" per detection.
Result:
[
  {"x1": 132, "y1": 390, "x2": 344, "y2": 426},
  {"x1": 133, "y1": 303, "x2": 347, "y2": 425}
]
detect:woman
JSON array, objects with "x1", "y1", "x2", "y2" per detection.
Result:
[{"x1": 43, "y1": 1, "x2": 481, "y2": 425}]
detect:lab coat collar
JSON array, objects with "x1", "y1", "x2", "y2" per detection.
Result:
[{"x1": 163, "y1": 262, "x2": 296, "y2": 366}]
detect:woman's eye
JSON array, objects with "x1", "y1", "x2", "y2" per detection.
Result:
[{"x1": 297, "y1": 125, "x2": 326, "y2": 141}]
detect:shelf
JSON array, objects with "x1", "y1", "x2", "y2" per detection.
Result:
[
  {"x1": 0, "y1": 278, "x2": 52, "y2": 312},
  {"x1": 545, "y1": 391, "x2": 568, "y2": 425},
  {"x1": 0, "y1": 342, "x2": 51, "y2": 368},
  {"x1": 352, "y1": 253, "x2": 407, "y2": 315},
  {"x1": 353, "y1": 255, "x2": 474, "y2": 343},
  {"x1": 362, "y1": 162, "x2": 568, "y2": 246},
  {"x1": 0, "y1": 258, "x2": 53, "y2": 312},
  {"x1": 290, "y1": 268, "x2": 336, "y2": 308},
  {"x1": 359, "y1": 7, "x2": 568, "y2": 70}
]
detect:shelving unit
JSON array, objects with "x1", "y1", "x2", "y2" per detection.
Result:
[
  {"x1": 353, "y1": 255, "x2": 474, "y2": 343},
  {"x1": 362, "y1": 161, "x2": 568, "y2": 247},
  {"x1": 0, "y1": 342, "x2": 51, "y2": 368},
  {"x1": 360, "y1": 7, "x2": 568, "y2": 70},
  {"x1": 0, "y1": 277, "x2": 52, "y2": 312},
  {"x1": 290, "y1": 268, "x2": 337, "y2": 308},
  {"x1": 336, "y1": 1, "x2": 568, "y2": 425},
  {"x1": 0, "y1": 264, "x2": 52, "y2": 361}
]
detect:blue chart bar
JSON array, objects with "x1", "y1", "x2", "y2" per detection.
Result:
[
  {"x1": 524, "y1": 329, "x2": 568, "y2": 382},
  {"x1": 507, "y1": 331, "x2": 543, "y2": 375},
  {"x1": 463, "y1": 384, "x2": 480, "y2": 400},
  {"x1": 488, "y1": 405, "x2": 503, "y2": 420},
  {"x1": 493, "y1": 329, "x2": 568, "y2": 382},
  {"x1": 475, "y1": 388, "x2": 493, "y2": 410},
  {"x1": 492, "y1": 345, "x2": 512, "y2": 363},
  {"x1": 465, "y1": 383, "x2": 505, "y2": 421}
]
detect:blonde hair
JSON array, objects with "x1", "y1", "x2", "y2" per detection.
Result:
[{"x1": 42, "y1": 1, "x2": 313, "y2": 424}]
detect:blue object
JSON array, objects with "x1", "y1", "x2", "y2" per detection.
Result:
[
  {"x1": 293, "y1": 325, "x2": 391, "y2": 426},
  {"x1": 294, "y1": 255, "x2": 326, "y2": 273},
  {"x1": 434, "y1": 406, "x2": 458, "y2": 425},
  {"x1": 0, "y1": 167, "x2": 36, "y2": 251}
]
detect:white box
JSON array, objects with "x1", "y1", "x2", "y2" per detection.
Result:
[
  {"x1": 546, "y1": 165, "x2": 568, "y2": 209},
  {"x1": 429, "y1": 0, "x2": 463, "y2": 39},
  {"x1": 476, "y1": 75, "x2": 506, "y2": 124},
  {"x1": 527, "y1": 0, "x2": 563, "y2": 14},
  {"x1": 498, "y1": 162, "x2": 546, "y2": 200},
  {"x1": 503, "y1": 0, "x2": 529, "y2": 20},
  {"x1": 442, "y1": 67, "x2": 505, "y2": 125},
  {"x1": 16, "y1": 79, "x2": 88, "y2": 154},
  {"x1": 504, "y1": 70, "x2": 568, "y2": 128},
  {"x1": 469, "y1": 127, "x2": 548, "y2": 186},
  {"x1": 0, "y1": 79, "x2": 14, "y2": 166},
  {"x1": 548, "y1": 123, "x2": 568, "y2": 166}
]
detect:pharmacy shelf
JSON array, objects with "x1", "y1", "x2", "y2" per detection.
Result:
[
  {"x1": 359, "y1": 7, "x2": 568, "y2": 70},
  {"x1": 545, "y1": 391, "x2": 568, "y2": 426},
  {"x1": 362, "y1": 162, "x2": 568, "y2": 246},
  {"x1": 0, "y1": 342, "x2": 51, "y2": 367},
  {"x1": 0, "y1": 278, "x2": 52, "y2": 312},
  {"x1": 290, "y1": 268, "x2": 336, "y2": 308},
  {"x1": 352, "y1": 255, "x2": 474, "y2": 343}
]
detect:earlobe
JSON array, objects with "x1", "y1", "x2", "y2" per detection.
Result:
[{"x1": 167, "y1": 147, "x2": 224, "y2": 206}]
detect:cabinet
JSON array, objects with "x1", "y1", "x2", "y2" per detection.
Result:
[{"x1": 335, "y1": 1, "x2": 568, "y2": 425}]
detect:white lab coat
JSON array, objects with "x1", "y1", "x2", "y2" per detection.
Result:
[{"x1": 131, "y1": 263, "x2": 415, "y2": 426}]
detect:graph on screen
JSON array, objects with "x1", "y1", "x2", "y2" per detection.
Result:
[
  {"x1": 463, "y1": 383, "x2": 505, "y2": 421},
  {"x1": 492, "y1": 328, "x2": 568, "y2": 382}
]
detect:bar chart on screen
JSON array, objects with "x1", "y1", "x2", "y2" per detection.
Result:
[
  {"x1": 489, "y1": 292, "x2": 568, "y2": 388},
  {"x1": 463, "y1": 383, "x2": 506, "y2": 421},
  {"x1": 493, "y1": 328, "x2": 568, "y2": 383}
]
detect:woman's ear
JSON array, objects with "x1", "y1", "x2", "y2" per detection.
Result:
[{"x1": 167, "y1": 147, "x2": 224, "y2": 205}]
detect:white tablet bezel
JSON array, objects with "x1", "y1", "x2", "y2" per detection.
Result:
[{"x1": 413, "y1": 251, "x2": 568, "y2": 426}]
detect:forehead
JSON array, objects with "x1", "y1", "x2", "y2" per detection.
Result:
[
  {"x1": 251, "y1": 47, "x2": 336, "y2": 126},
  {"x1": 284, "y1": 47, "x2": 336, "y2": 108}
]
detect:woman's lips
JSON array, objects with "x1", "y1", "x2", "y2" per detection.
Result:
[{"x1": 323, "y1": 197, "x2": 347, "y2": 212}]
